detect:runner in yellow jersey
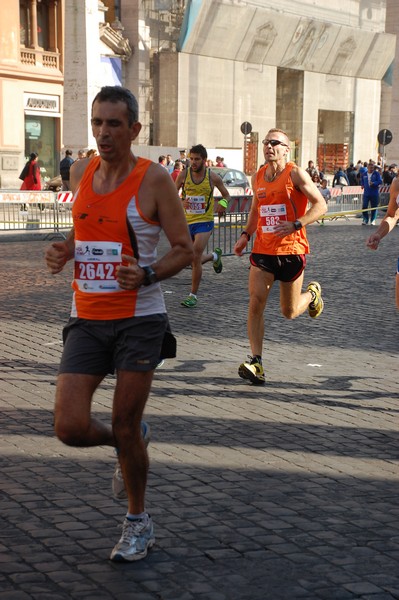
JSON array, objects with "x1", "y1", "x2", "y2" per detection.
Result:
[{"x1": 175, "y1": 144, "x2": 231, "y2": 307}]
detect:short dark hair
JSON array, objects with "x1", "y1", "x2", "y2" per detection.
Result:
[
  {"x1": 65, "y1": 149, "x2": 72, "y2": 156},
  {"x1": 190, "y1": 144, "x2": 207, "y2": 159},
  {"x1": 91, "y1": 86, "x2": 139, "y2": 126}
]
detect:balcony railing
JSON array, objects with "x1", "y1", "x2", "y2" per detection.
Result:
[{"x1": 20, "y1": 48, "x2": 60, "y2": 70}]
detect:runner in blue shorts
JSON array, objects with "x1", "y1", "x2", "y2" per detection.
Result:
[{"x1": 175, "y1": 144, "x2": 231, "y2": 308}]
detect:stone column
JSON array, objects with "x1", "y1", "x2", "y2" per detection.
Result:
[
  {"x1": 62, "y1": 0, "x2": 100, "y2": 151},
  {"x1": 121, "y1": 2, "x2": 152, "y2": 145},
  {"x1": 48, "y1": 0, "x2": 59, "y2": 52},
  {"x1": 30, "y1": 0, "x2": 39, "y2": 49}
]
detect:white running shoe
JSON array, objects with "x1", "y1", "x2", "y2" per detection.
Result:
[{"x1": 110, "y1": 514, "x2": 155, "y2": 562}]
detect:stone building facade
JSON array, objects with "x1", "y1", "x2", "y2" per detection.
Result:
[
  {"x1": 0, "y1": 0, "x2": 397, "y2": 188},
  {"x1": 0, "y1": 0, "x2": 131, "y2": 188},
  {"x1": 142, "y1": 0, "x2": 397, "y2": 171},
  {"x1": 0, "y1": 0, "x2": 64, "y2": 187}
]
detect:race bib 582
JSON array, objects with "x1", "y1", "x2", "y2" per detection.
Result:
[{"x1": 260, "y1": 204, "x2": 287, "y2": 233}]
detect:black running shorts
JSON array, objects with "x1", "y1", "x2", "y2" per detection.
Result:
[
  {"x1": 250, "y1": 253, "x2": 306, "y2": 282},
  {"x1": 59, "y1": 314, "x2": 168, "y2": 375}
]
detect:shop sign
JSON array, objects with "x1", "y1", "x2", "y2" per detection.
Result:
[{"x1": 24, "y1": 93, "x2": 60, "y2": 113}]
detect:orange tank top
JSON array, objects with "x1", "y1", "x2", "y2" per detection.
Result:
[
  {"x1": 71, "y1": 156, "x2": 162, "y2": 320},
  {"x1": 252, "y1": 162, "x2": 310, "y2": 255}
]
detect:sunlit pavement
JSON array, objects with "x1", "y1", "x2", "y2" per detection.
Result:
[{"x1": 0, "y1": 221, "x2": 398, "y2": 600}]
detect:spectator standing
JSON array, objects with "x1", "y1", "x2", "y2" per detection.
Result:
[
  {"x1": 332, "y1": 166, "x2": 349, "y2": 188},
  {"x1": 383, "y1": 164, "x2": 397, "y2": 185},
  {"x1": 355, "y1": 160, "x2": 363, "y2": 170},
  {"x1": 171, "y1": 159, "x2": 183, "y2": 182},
  {"x1": 60, "y1": 150, "x2": 74, "y2": 191},
  {"x1": 346, "y1": 163, "x2": 358, "y2": 186},
  {"x1": 20, "y1": 152, "x2": 41, "y2": 210},
  {"x1": 357, "y1": 161, "x2": 368, "y2": 184},
  {"x1": 20, "y1": 152, "x2": 41, "y2": 191},
  {"x1": 179, "y1": 149, "x2": 189, "y2": 169},
  {"x1": 319, "y1": 179, "x2": 331, "y2": 224},
  {"x1": 382, "y1": 165, "x2": 390, "y2": 185},
  {"x1": 360, "y1": 163, "x2": 383, "y2": 226},
  {"x1": 86, "y1": 149, "x2": 98, "y2": 159},
  {"x1": 77, "y1": 150, "x2": 86, "y2": 160},
  {"x1": 306, "y1": 160, "x2": 319, "y2": 179},
  {"x1": 311, "y1": 172, "x2": 321, "y2": 187},
  {"x1": 166, "y1": 154, "x2": 175, "y2": 174},
  {"x1": 158, "y1": 155, "x2": 168, "y2": 169},
  {"x1": 319, "y1": 179, "x2": 331, "y2": 203}
]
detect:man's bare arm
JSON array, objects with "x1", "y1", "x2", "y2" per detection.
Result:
[
  {"x1": 44, "y1": 229, "x2": 75, "y2": 274},
  {"x1": 210, "y1": 172, "x2": 231, "y2": 215},
  {"x1": 234, "y1": 173, "x2": 258, "y2": 256},
  {"x1": 367, "y1": 178, "x2": 399, "y2": 250},
  {"x1": 44, "y1": 158, "x2": 88, "y2": 273},
  {"x1": 291, "y1": 166, "x2": 327, "y2": 224}
]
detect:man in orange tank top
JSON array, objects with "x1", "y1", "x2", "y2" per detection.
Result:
[
  {"x1": 45, "y1": 87, "x2": 193, "y2": 561},
  {"x1": 234, "y1": 128, "x2": 327, "y2": 385}
]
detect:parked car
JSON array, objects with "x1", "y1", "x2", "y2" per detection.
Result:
[{"x1": 210, "y1": 167, "x2": 253, "y2": 212}]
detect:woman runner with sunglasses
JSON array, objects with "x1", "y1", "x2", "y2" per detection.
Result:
[{"x1": 234, "y1": 128, "x2": 327, "y2": 385}]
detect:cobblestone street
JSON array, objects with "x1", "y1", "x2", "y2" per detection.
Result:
[{"x1": 0, "y1": 221, "x2": 398, "y2": 600}]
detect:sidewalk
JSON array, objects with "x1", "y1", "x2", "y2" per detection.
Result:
[{"x1": 0, "y1": 222, "x2": 398, "y2": 600}]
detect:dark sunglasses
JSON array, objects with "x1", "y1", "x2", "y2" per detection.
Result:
[{"x1": 262, "y1": 139, "x2": 288, "y2": 147}]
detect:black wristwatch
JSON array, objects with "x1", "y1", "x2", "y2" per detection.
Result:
[
  {"x1": 293, "y1": 220, "x2": 303, "y2": 231},
  {"x1": 141, "y1": 266, "x2": 158, "y2": 286}
]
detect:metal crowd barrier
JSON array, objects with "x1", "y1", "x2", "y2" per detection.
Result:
[
  {"x1": 209, "y1": 186, "x2": 391, "y2": 254},
  {"x1": 223, "y1": 187, "x2": 391, "y2": 222},
  {"x1": 211, "y1": 212, "x2": 253, "y2": 255},
  {"x1": 321, "y1": 186, "x2": 390, "y2": 221},
  {"x1": 0, "y1": 190, "x2": 73, "y2": 232},
  {"x1": 0, "y1": 187, "x2": 392, "y2": 256}
]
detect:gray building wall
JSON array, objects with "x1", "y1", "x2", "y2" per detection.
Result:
[
  {"x1": 153, "y1": 52, "x2": 179, "y2": 146},
  {"x1": 172, "y1": 53, "x2": 381, "y2": 169},
  {"x1": 60, "y1": 0, "x2": 398, "y2": 173}
]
